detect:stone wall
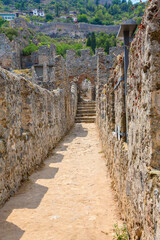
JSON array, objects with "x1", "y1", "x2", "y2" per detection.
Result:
[
  {"x1": 96, "y1": 0, "x2": 160, "y2": 239},
  {"x1": 0, "y1": 34, "x2": 21, "y2": 70},
  {"x1": 31, "y1": 53, "x2": 69, "y2": 91},
  {"x1": 66, "y1": 47, "x2": 122, "y2": 100},
  {"x1": 11, "y1": 18, "x2": 119, "y2": 39},
  {"x1": 22, "y1": 44, "x2": 57, "y2": 69},
  {"x1": 0, "y1": 33, "x2": 56, "y2": 70},
  {"x1": 0, "y1": 20, "x2": 57, "y2": 70},
  {"x1": 0, "y1": 66, "x2": 77, "y2": 206},
  {"x1": 0, "y1": 24, "x2": 40, "y2": 70},
  {"x1": 66, "y1": 48, "x2": 97, "y2": 83},
  {"x1": 35, "y1": 22, "x2": 120, "y2": 38}
]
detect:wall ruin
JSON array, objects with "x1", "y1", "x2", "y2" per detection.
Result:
[
  {"x1": 97, "y1": 0, "x2": 160, "y2": 239},
  {"x1": 22, "y1": 44, "x2": 57, "y2": 69},
  {"x1": 66, "y1": 47, "x2": 122, "y2": 101},
  {"x1": 0, "y1": 3, "x2": 159, "y2": 238},
  {"x1": 0, "y1": 34, "x2": 21, "y2": 70},
  {"x1": 0, "y1": 66, "x2": 77, "y2": 206}
]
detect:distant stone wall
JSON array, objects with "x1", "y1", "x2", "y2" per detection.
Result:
[
  {"x1": 10, "y1": 17, "x2": 37, "y2": 31},
  {"x1": 11, "y1": 18, "x2": 119, "y2": 39},
  {"x1": 0, "y1": 67, "x2": 77, "y2": 206},
  {"x1": 37, "y1": 22, "x2": 119, "y2": 38},
  {"x1": 97, "y1": 0, "x2": 160, "y2": 239}
]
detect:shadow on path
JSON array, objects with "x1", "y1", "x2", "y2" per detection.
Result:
[{"x1": 0, "y1": 124, "x2": 88, "y2": 240}]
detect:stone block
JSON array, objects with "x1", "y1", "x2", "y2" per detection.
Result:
[{"x1": 0, "y1": 140, "x2": 6, "y2": 154}]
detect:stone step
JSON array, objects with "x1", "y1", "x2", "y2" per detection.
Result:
[
  {"x1": 75, "y1": 116, "x2": 96, "y2": 121},
  {"x1": 75, "y1": 119, "x2": 95, "y2": 123},
  {"x1": 78, "y1": 106, "x2": 96, "y2": 109},
  {"x1": 78, "y1": 102, "x2": 96, "y2": 105},
  {"x1": 76, "y1": 113, "x2": 96, "y2": 117},
  {"x1": 77, "y1": 111, "x2": 96, "y2": 116},
  {"x1": 77, "y1": 109, "x2": 96, "y2": 112},
  {"x1": 78, "y1": 104, "x2": 96, "y2": 107},
  {"x1": 76, "y1": 102, "x2": 96, "y2": 123},
  {"x1": 78, "y1": 101, "x2": 95, "y2": 104},
  {"x1": 77, "y1": 107, "x2": 96, "y2": 110}
]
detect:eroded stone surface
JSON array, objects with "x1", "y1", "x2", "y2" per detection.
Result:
[
  {"x1": 0, "y1": 67, "x2": 77, "y2": 206},
  {"x1": 97, "y1": 0, "x2": 160, "y2": 239}
]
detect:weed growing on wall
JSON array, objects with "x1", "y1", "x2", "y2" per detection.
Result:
[{"x1": 113, "y1": 223, "x2": 128, "y2": 240}]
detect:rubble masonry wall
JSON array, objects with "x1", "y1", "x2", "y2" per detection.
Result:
[
  {"x1": 0, "y1": 67, "x2": 77, "y2": 206},
  {"x1": 96, "y1": 0, "x2": 160, "y2": 239}
]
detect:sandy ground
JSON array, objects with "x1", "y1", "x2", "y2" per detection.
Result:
[{"x1": 0, "y1": 123, "x2": 122, "y2": 240}]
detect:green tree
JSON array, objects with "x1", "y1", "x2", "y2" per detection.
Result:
[
  {"x1": 15, "y1": 1, "x2": 26, "y2": 10},
  {"x1": 120, "y1": 2, "x2": 128, "y2": 11},
  {"x1": 0, "y1": 0, "x2": 146, "y2": 28},
  {"x1": 64, "y1": 4, "x2": 69, "y2": 14},
  {"x1": 96, "y1": 0, "x2": 99, "y2": 7},
  {"x1": 112, "y1": 0, "x2": 121, "y2": 4},
  {"x1": 90, "y1": 17, "x2": 102, "y2": 25},
  {"x1": 77, "y1": 14, "x2": 88, "y2": 23},
  {"x1": 128, "y1": 0, "x2": 133, "y2": 13},
  {"x1": 109, "y1": 5, "x2": 121, "y2": 15},
  {"x1": 55, "y1": 3, "x2": 60, "y2": 17},
  {"x1": 0, "y1": 17, "x2": 6, "y2": 28},
  {"x1": 91, "y1": 32, "x2": 96, "y2": 53},
  {"x1": 45, "y1": 13, "x2": 53, "y2": 22},
  {"x1": 105, "y1": 12, "x2": 112, "y2": 20},
  {"x1": 95, "y1": 9, "x2": 104, "y2": 21},
  {"x1": 135, "y1": 5, "x2": 145, "y2": 17},
  {"x1": 86, "y1": 36, "x2": 91, "y2": 47},
  {"x1": 87, "y1": 0, "x2": 95, "y2": 12}
]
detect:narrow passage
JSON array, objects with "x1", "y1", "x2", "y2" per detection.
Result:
[{"x1": 0, "y1": 124, "x2": 121, "y2": 240}]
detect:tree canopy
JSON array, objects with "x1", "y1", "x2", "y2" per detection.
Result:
[{"x1": 0, "y1": 0, "x2": 145, "y2": 25}]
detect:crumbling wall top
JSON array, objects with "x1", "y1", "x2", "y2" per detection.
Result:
[
  {"x1": 66, "y1": 49, "x2": 76, "y2": 60},
  {"x1": 80, "y1": 49, "x2": 91, "y2": 58},
  {"x1": 95, "y1": 48, "x2": 105, "y2": 55}
]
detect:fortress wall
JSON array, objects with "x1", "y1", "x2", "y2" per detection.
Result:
[
  {"x1": 96, "y1": 0, "x2": 160, "y2": 239},
  {"x1": 34, "y1": 22, "x2": 120, "y2": 37},
  {"x1": 0, "y1": 67, "x2": 77, "y2": 206}
]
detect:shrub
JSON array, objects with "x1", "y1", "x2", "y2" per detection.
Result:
[
  {"x1": 0, "y1": 27, "x2": 18, "y2": 41},
  {"x1": 19, "y1": 15, "x2": 30, "y2": 22},
  {"x1": 0, "y1": 17, "x2": 6, "y2": 28},
  {"x1": 77, "y1": 14, "x2": 88, "y2": 23},
  {"x1": 22, "y1": 43, "x2": 39, "y2": 56},
  {"x1": 56, "y1": 42, "x2": 84, "y2": 58},
  {"x1": 45, "y1": 13, "x2": 53, "y2": 22}
]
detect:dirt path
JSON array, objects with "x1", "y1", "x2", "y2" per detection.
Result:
[{"x1": 0, "y1": 123, "x2": 122, "y2": 240}]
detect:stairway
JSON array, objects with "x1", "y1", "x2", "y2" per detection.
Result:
[{"x1": 75, "y1": 101, "x2": 96, "y2": 123}]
